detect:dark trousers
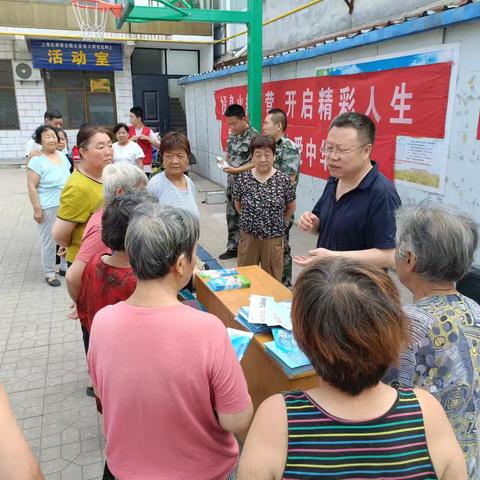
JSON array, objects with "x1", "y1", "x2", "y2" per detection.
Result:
[
  {"x1": 103, "y1": 463, "x2": 115, "y2": 480},
  {"x1": 81, "y1": 325, "x2": 90, "y2": 355},
  {"x1": 226, "y1": 178, "x2": 240, "y2": 251}
]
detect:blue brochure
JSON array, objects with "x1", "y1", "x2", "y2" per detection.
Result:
[
  {"x1": 264, "y1": 340, "x2": 313, "y2": 377},
  {"x1": 227, "y1": 328, "x2": 254, "y2": 362},
  {"x1": 271, "y1": 327, "x2": 302, "y2": 353}
]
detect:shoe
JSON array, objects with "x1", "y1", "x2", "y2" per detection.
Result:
[
  {"x1": 59, "y1": 269, "x2": 67, "y2": 277},
  {"x1": 219, "y1": 249, "x2": 237, "y2": 260},
  {"x1": 46, "y1": 277, "x2": 61, "y2": 287},
  {"x1": 86, "y1": 386, "x2": 95, "y2": 397}
]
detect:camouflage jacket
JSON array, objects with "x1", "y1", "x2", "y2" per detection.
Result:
[
  {"x1": 274, "y1": 136, "x2": 301, "y2": 190},
  {"x1": 226, "y1": 125, "x2": 259, "y2": 168}
]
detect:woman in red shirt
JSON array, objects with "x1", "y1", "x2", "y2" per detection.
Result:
[{"x1": 76, "y1": 190, "x2": 157, "y2": 344}]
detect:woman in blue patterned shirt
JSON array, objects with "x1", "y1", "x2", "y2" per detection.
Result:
[{"x1": 386, "y1": 202, "x2": 480, "y2": 479}]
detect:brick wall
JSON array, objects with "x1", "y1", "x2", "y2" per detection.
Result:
[{"x1": 114, "y1": 57, "x2": 133, "y2": 124}]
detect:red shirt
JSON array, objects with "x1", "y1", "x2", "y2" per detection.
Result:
[
  {"x1": 128, "y1": 125, "x2": 153, "y2": 165},
  {"x1": 77, "y1": 253, "x2": 136, "y2": 332},
  {"x1": 76, "y1": 209, "x2": 111, "y2": 264},
  {"x1": 72, "y1": 145, "x2": 80, "y2": 162}
]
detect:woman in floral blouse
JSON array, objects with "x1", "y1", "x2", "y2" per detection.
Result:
[
  {"x1": 233, "y1": 135, "x2": 296, "y2": 281},
  {"x1": 385, "y1": 202, "x2": 480, "y2": 479}
]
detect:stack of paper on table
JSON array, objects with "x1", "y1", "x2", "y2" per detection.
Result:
[
  {"x1": 235, "y1": 306, "x2": 271, "y2": 334},
  {"x1": 238, "y1": 295, "x2": 313, "y2": 375},
  {"x1": 247, "y1": 295, "x2": 293, "y2": 330}
]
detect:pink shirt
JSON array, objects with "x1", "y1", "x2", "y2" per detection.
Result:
[
  {"x1": 87, "y1": 302, "x2": 251, "y2": 480},
  {"x1": 76, "y1": 209, "x2": 111, "y2": 264}
]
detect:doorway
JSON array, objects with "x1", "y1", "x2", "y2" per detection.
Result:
[{"x1": 131, "y1": 48, "x2": 200, "y2": 136}]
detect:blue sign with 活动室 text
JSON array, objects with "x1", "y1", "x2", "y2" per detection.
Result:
[{"x1": 30, "y1": 40, "x2": 123, "y2": 71}]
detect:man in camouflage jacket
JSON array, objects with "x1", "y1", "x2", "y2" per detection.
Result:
[{"x1": 220, "y1": 104, "x2": 259, "y2": 260}]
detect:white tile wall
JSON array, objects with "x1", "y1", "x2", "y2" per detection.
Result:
[
  {"x1": 0, "y1": 39, "x2": 134, "y2": 163},
  {"x1": 114, "y1": 57, "x2": 134, "y2": 124}
]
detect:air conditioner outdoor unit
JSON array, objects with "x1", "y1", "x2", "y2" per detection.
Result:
[{"x1": 13, "y1": 61, "x2": 42, "y2": 82}]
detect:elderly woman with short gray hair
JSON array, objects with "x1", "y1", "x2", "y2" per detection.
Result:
[
  {"x1": 385, "y1": 202, "x2": 480, "y2": 479},
  {"x1": 87, "y1": 204, "x2": 253, "y2": 480}
]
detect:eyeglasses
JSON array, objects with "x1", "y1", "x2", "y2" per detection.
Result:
[{"x1": 320, "y1": 143, "x2": 370, "y2": 157}]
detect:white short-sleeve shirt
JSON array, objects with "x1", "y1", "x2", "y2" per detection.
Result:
[
  {"x1": 25, "y1": 137, "x2": 42, "y2": 158},
  {"x1": 112, "y1": 141, "x2": 145, "y2": 165}
]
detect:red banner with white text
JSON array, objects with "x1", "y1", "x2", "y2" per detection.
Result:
[{"x1": 214, "y1": 62, "x2": 452, "y2": 180}]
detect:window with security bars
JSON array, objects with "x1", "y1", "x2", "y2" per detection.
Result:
[
  {"x1": 44, "y1": 70, "x2": 117, "y2": 129},
  {"x1": 0, "y1": 60, "x2": 20, "y2": 130}
]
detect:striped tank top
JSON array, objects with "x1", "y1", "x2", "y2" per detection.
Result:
[{"x1": 282, "y1": 388, "x2": 437, "y2": 479}]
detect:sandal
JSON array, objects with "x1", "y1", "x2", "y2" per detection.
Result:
[{"x1": 46, "y1": 277, "x2": 61, "y2": 287}]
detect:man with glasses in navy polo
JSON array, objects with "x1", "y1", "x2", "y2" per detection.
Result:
[{"x1": 294, "y1": 112, "x2": 401, "y2": 269}]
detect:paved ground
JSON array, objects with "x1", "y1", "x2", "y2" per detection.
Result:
[{"x1": 0, "y1": 167, "x2": 411, "y2": 479}]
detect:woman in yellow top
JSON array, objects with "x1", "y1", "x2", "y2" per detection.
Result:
[{"x1": 52, "y1": 125, "x2": 113, "y2": 265}]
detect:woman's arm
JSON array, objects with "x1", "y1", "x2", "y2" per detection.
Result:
[
  {"x1": 52, "y1": 218, "x2": 77, "y2": 248},
  {"x1": 217, "y1": 403, "x2": 253, "y2": 445},
  {"x1": 415, "y1": 389, "x2": 467, "y2": 479},
  {"x1": 140, "y1": 132, "x2": 160, "y2": 148},
  {"x1": 65, "y1": 260, "x2": 86, "y2": 302},
  {"x1": 238, "y1": 394, "x2": 288, "y2": 480},
  {"x1": 234, "y1": 199, "x2": 241, "y2": 214},
  {"x1": 0, "y1": 386, "x2": 44, "y2": 480},
  {"x1": 26, "y1": 170, "x2": 44, "y2": 224}
]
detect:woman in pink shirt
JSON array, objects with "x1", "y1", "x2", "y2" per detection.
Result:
[{"x1": 87, "y1": 204, "x2": 253, "y2": 480}]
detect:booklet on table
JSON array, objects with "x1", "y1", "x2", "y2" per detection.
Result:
[
  {"x1": 207, "y1": 274, "x2": 251, "y2": 292},
  {"x1": 247, "y1": 295, "x2": 292, "y2": 330},
  {"x1": 235, "y1": 306, "x2": 271, "y2": 334},
  {"x1": 264, "y1": 341, "x2": 313, "y2": 377},
  {"x1": 227, "y1": 328, "x2": 254, "y2": 361}
]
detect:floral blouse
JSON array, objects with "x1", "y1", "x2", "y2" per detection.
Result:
[
  {"x1": 385, "y1": 294, "x2": 480, "y2": 479},
  {"x1": 233, "y1": 170, "x2": 295, "y2": 239}
]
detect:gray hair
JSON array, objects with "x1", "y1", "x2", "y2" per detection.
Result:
[
  {"x1": 102, "y1": 163, "x2": 148, "y2": 205},
  {"x1": 125, "y1": 204, "x2": 199, "y2": 281},
  {"x1": 396, "y1": 202, "x2": 478, "y2": 283}
]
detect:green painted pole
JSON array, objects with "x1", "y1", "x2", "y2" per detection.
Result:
[{"x1": 247, "y1": 0, "x2": 263, "y2": 132}]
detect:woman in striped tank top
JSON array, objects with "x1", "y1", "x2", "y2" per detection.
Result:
[{"x1": 238, "y1": 258, "x2": 466, "y2": 480}]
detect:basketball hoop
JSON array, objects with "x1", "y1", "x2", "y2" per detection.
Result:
[{"x1": 71, "y1": 0, "x2": 123, "y2": 42}]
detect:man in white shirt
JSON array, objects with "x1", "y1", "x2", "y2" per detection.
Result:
[
  {"x1": 128, "y1": 107, "x2": 160, "y2": 178},
  {"x1": 25, "y1": 110, "x2": 64, "y2": 162}
]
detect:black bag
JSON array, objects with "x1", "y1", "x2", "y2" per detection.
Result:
[{"x1": 457, "y1": 267, "x2": 480, "y2": 304}]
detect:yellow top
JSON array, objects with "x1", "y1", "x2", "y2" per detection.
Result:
[{"x1": 57, "y1": 170, "x2": 103, "y2": 263}]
